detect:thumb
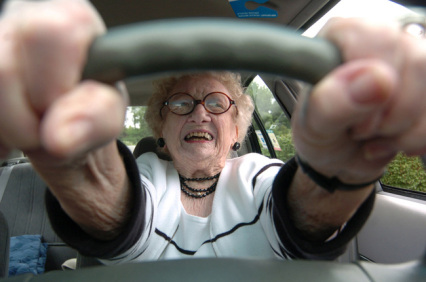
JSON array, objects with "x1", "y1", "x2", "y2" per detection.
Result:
[
  {"x1": 40, "y1": 81, "x2": 128, "y2": 159},
  {"x1": 295, "y1": 60, "x2": 397, "y2": 141}
]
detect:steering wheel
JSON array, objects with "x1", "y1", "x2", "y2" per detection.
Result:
[
  {"x1": 81, "y1": 19, "x2": 341, "y2": 84},
  {"x1": 7, "y1": 19, "x2": 425, "y2": 282}
]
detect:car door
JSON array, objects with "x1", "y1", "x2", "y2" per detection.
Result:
[{"x1": 249, "y1": 73, "x2": 426, "y2": 264}]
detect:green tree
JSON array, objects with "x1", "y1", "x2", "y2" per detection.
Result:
[
  {"x1": 119, "y1": 106, "x2": 152, "y2": 146},
  {"x1": 381, "y1": 153, "x2": 426, "y2": 193},
  {"x1": 247, "y1": 79, "x2": 295, "y2": 162}
]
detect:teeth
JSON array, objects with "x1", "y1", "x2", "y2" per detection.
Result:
[{"x1": 185, "y1": 132, "x2": 213, "y2": 140}]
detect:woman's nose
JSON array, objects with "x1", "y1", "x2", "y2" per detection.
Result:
[{"x1": 189, "y1": 104, "x2": 211, "y2": 123}]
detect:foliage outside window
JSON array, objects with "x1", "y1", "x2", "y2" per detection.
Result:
[
  {"x1": 119, "y1": 106, "x2": 152, "y2": 147},
  {"x1": 246, "y1": 77, "x2": 295, "y2": 163},
  {"x1": 381, "y1": 153, "x2": 426, "y2": 193}
]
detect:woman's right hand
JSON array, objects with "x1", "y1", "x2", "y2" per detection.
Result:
[
  {"x1": 0, "y1": 0, "x2": 127, "y2": 162},
  {"x1": 0, "y1": 0, "x2": 131, "y2": 238}
]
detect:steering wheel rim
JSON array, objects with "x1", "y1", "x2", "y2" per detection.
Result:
[{"x1": 82, "y1": 18, "x2": 342, "y2": 84}]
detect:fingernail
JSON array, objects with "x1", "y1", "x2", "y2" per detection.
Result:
[{"x1": 50, "y1": 120, "x2": 92, "y2": 156}]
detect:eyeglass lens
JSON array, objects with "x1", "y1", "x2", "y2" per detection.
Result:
[{"x1": 167, "y1": 92, "x2": 232, "y2": 115}]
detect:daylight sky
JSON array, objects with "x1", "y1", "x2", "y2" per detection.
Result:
[{"x1": 303, "y1": 0, "x2": 416, "y2": 37}]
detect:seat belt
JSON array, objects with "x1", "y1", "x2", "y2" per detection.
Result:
[{"x1": 0, "y1": 166, "x2": 14, "y2": 203}]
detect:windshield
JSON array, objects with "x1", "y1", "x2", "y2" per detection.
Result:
[{"x1": 304, "y1": 0, "x2": 417, "y2": 37}]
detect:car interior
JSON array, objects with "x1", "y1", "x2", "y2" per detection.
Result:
[{"x1": 0, "y1": 0, "x2": 425, "y2": 281}]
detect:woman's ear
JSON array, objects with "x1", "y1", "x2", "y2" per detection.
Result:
[{"x1": 231, "y1": 126, "x2": 241, "y2": 152}]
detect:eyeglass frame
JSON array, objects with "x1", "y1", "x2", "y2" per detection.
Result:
[{"x1": 160, "y1": 91, "x2": 237, "y2": 118}]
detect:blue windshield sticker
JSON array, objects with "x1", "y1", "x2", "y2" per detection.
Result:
[{"x1": 228, "y1": 0, "x2": 277, "y2": 18}]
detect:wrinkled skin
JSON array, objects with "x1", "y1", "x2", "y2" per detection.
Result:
[
  {"x1": 0, "y1": 0, "x2": 425, "y2": 239},
  {"x1": 293, "y1": 18, "x2": 426, "y2": 184},
  {"x1": 161, "y1": 75, "x2": 238, "y2": 178}
]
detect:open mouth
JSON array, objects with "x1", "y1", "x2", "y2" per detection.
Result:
[{"x1": 184, "y1": 132, "x2": 213, "y2": 141}]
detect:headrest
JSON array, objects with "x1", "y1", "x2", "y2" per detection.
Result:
[{"x1": 133, "y1": 137, "x2": 172, "y2": 161}]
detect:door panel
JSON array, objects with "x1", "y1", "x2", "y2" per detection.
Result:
[{"x1": 357, "y1": 189, "x2": 426, "y2": 263}]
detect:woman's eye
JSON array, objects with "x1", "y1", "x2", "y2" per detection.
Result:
[
  {"x1": 206, "y1": 102, "x2": 219, "y2": 109},
  {"x1": 174, "y1": 100, "x2": 191, "y2": 107},
  {"x1": 179, "y1": 102, "x2": 190, "y2": 107},
  {"x1": 208, "y1": 99, "x2": 226, "y2": 109}
]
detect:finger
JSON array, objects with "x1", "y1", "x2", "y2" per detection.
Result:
[
  {"x1": 394, "y1": 94, "x2": 426, "y2": 156},
  {"x1": 294, "y1": 60, "x2": 396, "y2": 144},
  {"x1": 377, "y1": 40, "x2": 426, "y2": 136},
  {"x1": 318, "y1": 18, "x2": 402, "y2": 65},
  {"x1": 363, "y1": 114, "x2": 426, "y2": 160},
  {"x1": 319, "y1": 17, "x2": 426, "y2": 137},
  {"x1": 0, "y1": 0, "x2": 105, "y2": 154},
  {"x1": 40, "y1": 81, "x2": 128, "y2": 158},
  {"x1": 0, "y1": 22, "x2": 40, "y2": 150},
  {"x1": 8, "y1": 0, "x2": 105, "y2": 114}
]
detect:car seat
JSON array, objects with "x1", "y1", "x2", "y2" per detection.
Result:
[
  {"x1": 132, "y1": 136, "x2": 172, "y2": 160},
  {"x1": 0, "y1": 210, "x2": 9, "y2": 278},
  {"x1": 0, "y1": 159, "x2": 77, "y2": 275}
]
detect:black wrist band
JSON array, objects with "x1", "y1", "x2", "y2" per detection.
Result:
[{"x1": 295, "y1": 155, "x2": 381, "y2": 193}]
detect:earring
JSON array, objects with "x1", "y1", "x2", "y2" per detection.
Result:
[
  {"x1": 232, "y1": 142, "x2": 241, "y2": 151},
  {"x1": 157, "y1": 138, "x2": 165, "y2": 148}
]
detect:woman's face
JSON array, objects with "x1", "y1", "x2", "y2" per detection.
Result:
[{"x1": 161, "y1": 75, "x2": 238, "y2": 168}]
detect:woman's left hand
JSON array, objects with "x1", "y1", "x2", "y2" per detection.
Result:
[{"x1": 291, "y1": 17, "x2": 426, "y2": 185}]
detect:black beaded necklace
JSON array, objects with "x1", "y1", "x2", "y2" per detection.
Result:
[{"x1": 179, "y1": 172, "x2": 220, "y2": 198}]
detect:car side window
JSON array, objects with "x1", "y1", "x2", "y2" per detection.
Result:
[
  {"x1": 119, "y1": 106, "x2": 152, "y2": 152},
  {"x1": 246, "y1": 76, "x2": 426, "y2": 196},
  {"x1": 246, "y1": 76, "x2": 295, "y2": 162},
  {"x1": 381, "y1": 154, "x2": 426, "y2": 194}
]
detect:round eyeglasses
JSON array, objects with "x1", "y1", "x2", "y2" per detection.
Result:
[{"x1": 160, "y1": 92, "x2": 236, "y2": 117}]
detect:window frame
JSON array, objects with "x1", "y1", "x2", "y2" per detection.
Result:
[
  {"x1": 246, "y1": 75, "x2": 296, "y2": 161},
  {"x1": 252, "y1": 110, "x2": 277, "y2": 159},
  {"x1": 381, "y1": 184, "x2": 426, "y2": 201}
]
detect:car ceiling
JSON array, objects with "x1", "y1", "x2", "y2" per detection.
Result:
[
  {"x1": 0, "y1": 0, "x2": 338, "y2": 106},
  {"x1": 89, "y1": 0, "x2": 334, "y2": 29}
]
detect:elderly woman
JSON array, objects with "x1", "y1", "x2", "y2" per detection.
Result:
[
  {"x1": 0, "y1": 0, "x2": 425, "y2": 263},
  {"x1": 46, "y1": 71, "x2": 375, "y2": 261}
]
